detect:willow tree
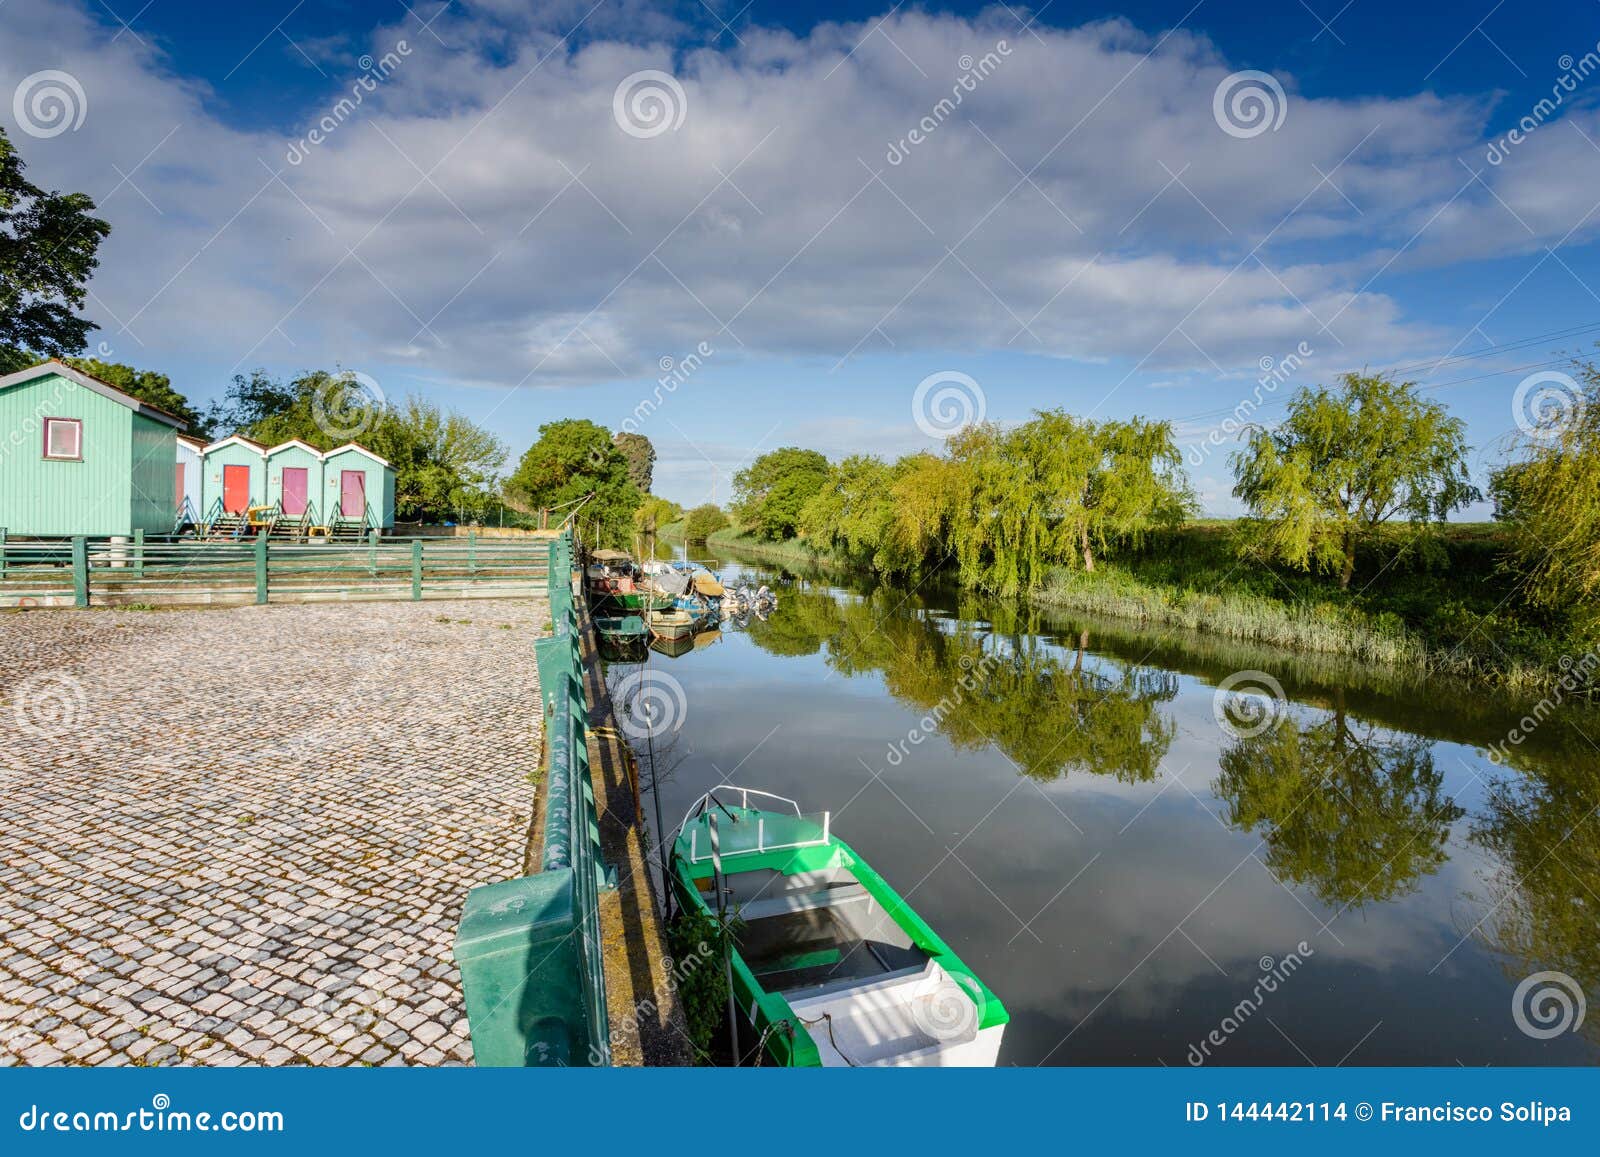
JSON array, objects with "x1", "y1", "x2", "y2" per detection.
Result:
[
  {"x1": 947, "y1": 411, "x2": 1192, "y2": 595},
  {"x1": 1231, "y1": 372, "x2": 1479, "y2": 589},
  {"x1": 1490, "y1": 359, "x2": 1600, "y2": 625}
]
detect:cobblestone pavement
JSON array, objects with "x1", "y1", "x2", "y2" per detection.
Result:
[{"x1": 0, "y1": 599, "x2": 546, "y2": 1066}]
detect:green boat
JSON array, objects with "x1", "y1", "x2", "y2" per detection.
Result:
[
  {"x1": 594, "y1": 613, "x2": 646, "y2": 641},
  {"x1": 670, "y1": 786, "x2": 1009, "y2": 1066}
]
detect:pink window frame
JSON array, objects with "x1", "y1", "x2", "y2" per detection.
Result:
[{"x1": 42, "y1": 417, "x2": 82, "y2": 461}]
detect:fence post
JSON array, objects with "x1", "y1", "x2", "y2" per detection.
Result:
[
  {"x1": 0, "y1": 527, "x2": 6, "y2": 580},
  {"x1": 468, "y1": 530, "x2": 477, "y2": 578},
  {"x1": 255, "y1": 533, "x2": 269, "y2": 605},
  {"x1": 71, "y1": 536, "x2": 88, "y2": 607},
  {"x1": 133, "y1": 528, "x2": 145, "y2": 578},
  {"x1": 412, "y1": 539, "x2": 424, "y2": 600},
  {"x1": 369, "y1": 528, "x2": 379, "y2": 577}
]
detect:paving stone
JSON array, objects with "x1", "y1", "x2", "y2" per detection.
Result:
[{"x1": 0, "y1": 599, "x2": 545, "y2": 1067}]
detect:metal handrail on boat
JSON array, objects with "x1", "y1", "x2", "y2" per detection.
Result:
[{"x1": 673, "y1": 785, "x2": 831, "y2": 865}]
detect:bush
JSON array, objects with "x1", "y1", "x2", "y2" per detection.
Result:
[{"x1": 684, "y1": 504, "x2": 729, "y2": 542}]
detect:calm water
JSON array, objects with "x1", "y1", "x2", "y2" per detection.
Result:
[{"x1": 608, "y1": 547, "x2": 1600, "y2": 1067}]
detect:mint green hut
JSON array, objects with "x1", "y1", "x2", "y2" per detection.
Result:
[
  {"x1": 264, "y1": 439, "x2": 325, "y2": 524},
  {"x1": 200, "y1": 435, "x2": 268, "y2": 517},
  {"x1": 323, "y1": 443, "x2": 396, "y2": 529},
  {"x1": 0, "y1": 360, "x2": 184, "y2": 538}
]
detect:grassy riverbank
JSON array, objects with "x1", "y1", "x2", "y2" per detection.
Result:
[{"x1": 666, "y1": 517, "x2": 1583, "y2": 692}]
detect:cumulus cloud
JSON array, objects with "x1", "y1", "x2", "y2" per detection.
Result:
[{"x1": 3, "y1": 0, "x2": 1598, "y2": 396}]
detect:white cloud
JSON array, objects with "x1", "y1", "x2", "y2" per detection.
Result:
[{"x1": 4, "y1": 1, "x2": 1598, "y2": 399}]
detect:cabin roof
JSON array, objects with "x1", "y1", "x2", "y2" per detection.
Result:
[
  {"x1": 323, "y1": 441, "x2": 392, "y2": 467},
  {"x1": 0, "y1": 359, "x2": 187, "y2": 430},
  {"x1": 204, "y1": 434, "x2": 269, "y2": 455},
  {"x1": 265, "y1": 438, "x2": 326, "y2": 458}
]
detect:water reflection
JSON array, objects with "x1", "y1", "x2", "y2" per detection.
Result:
[{"x1": 642, "y1": 546, "x2": 1600, "y2": 1063}]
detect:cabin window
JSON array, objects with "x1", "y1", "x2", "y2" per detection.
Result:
[{"x1": 43, "y1": 418, "x2": 82, "y2": 461}]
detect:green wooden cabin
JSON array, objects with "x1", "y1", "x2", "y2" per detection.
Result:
[
  {"x1": 322, "y1": 443, "x2": 396, "y2": 528},
  {"x1": 0, "y1": 360, "x2": 184, "y2": 538},
  {"x1": 200, "y1": 435, "x2": 268, "y2": 516}
]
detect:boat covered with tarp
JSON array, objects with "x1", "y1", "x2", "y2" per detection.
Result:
[{"x1": 670, "y1": 786, "x2": 1009, "y2": 1066}]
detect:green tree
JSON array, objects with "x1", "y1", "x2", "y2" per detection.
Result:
[
  {"x1": 1231, "y1": 372, "x2": 1479, "y2": 589},
  {"x1": 60, "y1": 356, "x2": 206, "y2": 433},
  {"x1": 507, "y1": 418, "x2": 640, "y2": 546},
  {"x1": 1489, "y1": 358, "x2": 1600, "y2": 625},
  {"x1": 684, "y1": 503, "x2": 729, "y2": 542},
  {"x1": 634, "y1": 495, "x2": 682, "y2": 537},
  {"x1": 732, "y1": 447, "x2": 832, "y2": 540},
  {"x1": 613, "y1": 431, "x2": 656, "y2": 493},
  {"x1": 0, "y1": 126, "x2": 111, "y2": 361}
]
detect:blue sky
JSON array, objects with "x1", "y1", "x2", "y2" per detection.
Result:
[{"x1": 4, "y1": 1, "x2": 1600, "y2": 511}]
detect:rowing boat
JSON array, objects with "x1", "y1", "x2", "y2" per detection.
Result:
[{"x1": 669, "y1": 786, "x2": 1009, "y2": 1066}]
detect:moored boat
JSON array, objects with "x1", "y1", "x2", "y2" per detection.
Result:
[
  {"x1": 645, "y1": 606, "x2": 699, "y2": 640},
  {"x1": 670, "y1": 786, "x2": 1009, "y2": 1066}
]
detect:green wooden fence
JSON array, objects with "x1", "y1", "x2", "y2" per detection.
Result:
[
  {"x1": 0, "y1": 532, "x2": 552, "y2": 608},
  {"x1": 453, "y1": 532, "x2": 615, "y2": 1067}
]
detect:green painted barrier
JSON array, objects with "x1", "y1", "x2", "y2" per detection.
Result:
[{"x1": 454, "y1": 530, "x2": 613, "y2": 1067}]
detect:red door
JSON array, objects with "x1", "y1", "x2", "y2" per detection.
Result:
[
  {"x1": 223, "y1": 464, "x2": 250, "y2": 513},
  {"x1": 175, "y1": 462, "x2": 185, "y2": 510},
  {"x1": 281, "y1": 467, "x2": 308, "y2": 515},
  {"x1": 340, "y1": 470, "x2": 366, "y2": 518}
]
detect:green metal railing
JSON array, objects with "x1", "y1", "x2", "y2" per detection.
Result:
[
  {"x1": 454, "y1": 531, "x2": 614, "y2": 1067},
  {"x1": 0, "y1": 532, "x2": 553, "y2": 607}
]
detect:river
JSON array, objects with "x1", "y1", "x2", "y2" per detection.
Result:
[{"x1": 607, "y1": 545, "x2": 1600, "y2": 1066}]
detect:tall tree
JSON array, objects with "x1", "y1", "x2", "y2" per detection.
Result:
[
  {"x1": 61, "y1": 356, "x2": 206, "y2": 433},
  {"x1": 1231, "y1": 372, "x2": 1479, "y2": 588},
  {"x1": 0, "y1": 126, "x2": 111, "y2": 361},
  {"x1": 732, "y1": 447, "x2": 832, "y2": 540},
  {"x1": 612, "y1": 431, "x2": 656, "y2": 494},
  {"x1": 506, "y1": 418, "x2": 640, "y2": 545},
  {"x1": 1489, "y1": 358, "x2": 1600, "y2": 626}
]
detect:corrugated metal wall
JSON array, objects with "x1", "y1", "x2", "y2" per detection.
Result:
[{"x1": 129, "y1": 412, "x2": 177, "y2": 534}]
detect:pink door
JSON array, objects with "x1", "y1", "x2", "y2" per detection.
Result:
[
  {"x1": 175, "y1": 462, "x2": 185, "y2": 510},
  {"x1": 223, "y1": 465, "x2": 250, "y2": 513},
  {"x1": 281, "y1": 467, "x2": 308, "y2": 515},
  {"x1": 340, "y1": 470, "x2": 366, "y2": 518}
]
